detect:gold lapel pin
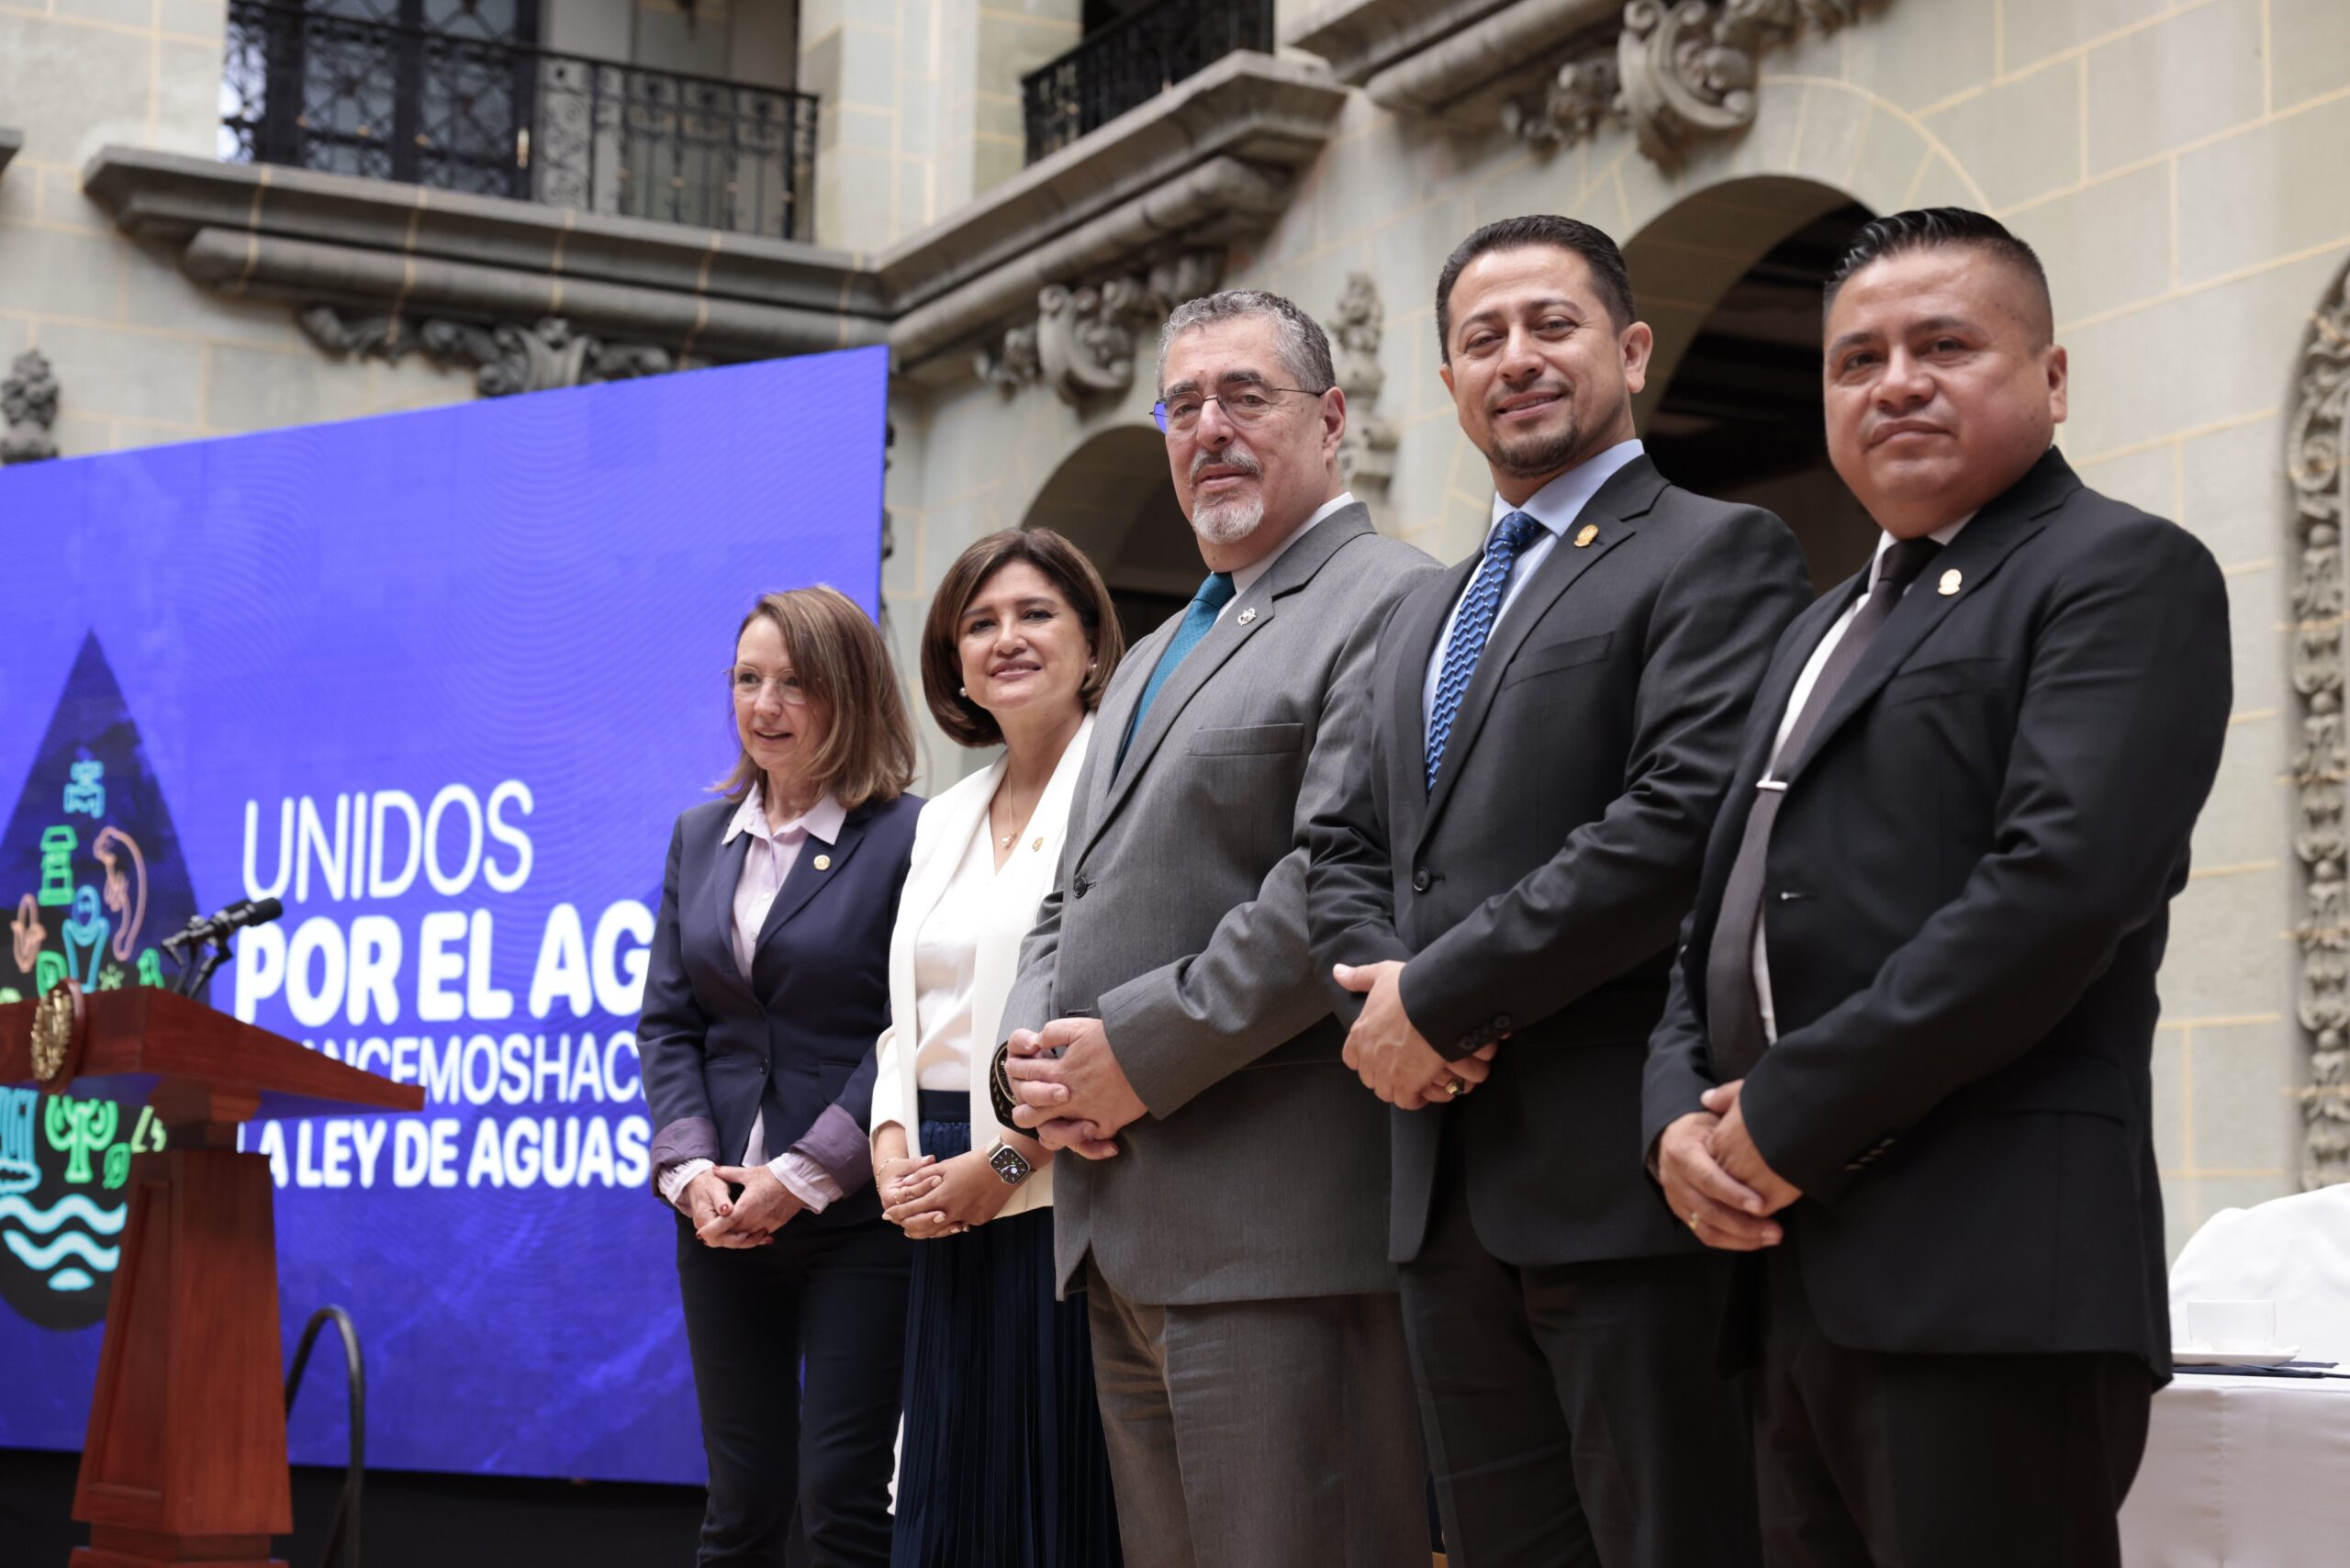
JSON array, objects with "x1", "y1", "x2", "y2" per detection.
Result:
[
  {"x1": 1938, "y1": 567, "x2": 1963, "y2": 597},
  {"x1": 812, "y1": 854, "x2": 832, "y2": 871},
  {"x1": 1031, "y1": 837, "x2": 1044, "y2": 851},
  {"x1": 1574, "y1": 523, "x2": 1599, "y2": 548},
  {"x1": 1237, "y1": 606, "x2": 1258, "y2": 625}
]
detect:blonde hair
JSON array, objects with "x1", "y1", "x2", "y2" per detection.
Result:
[{"x1": 716, "y1": 585, "x2": 916, "y2": 812}]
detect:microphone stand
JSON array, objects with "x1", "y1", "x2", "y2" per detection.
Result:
[{"x1": 172, "y1": 933, "x2": 234, "y2": 1001}]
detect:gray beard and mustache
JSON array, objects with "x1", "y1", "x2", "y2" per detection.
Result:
[{"x1": 1188, "y1": 446, "x2": 1267, "y2": 544}]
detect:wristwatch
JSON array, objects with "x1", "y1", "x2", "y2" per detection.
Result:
[
  {"x1": 984, "y1": 1137, "x2": 1035, "y2": 1187},
  {"x1": 988, "y1": 1039, "x2": 1022, "y2": 1127}
]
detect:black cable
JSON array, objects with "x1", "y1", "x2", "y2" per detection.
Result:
[{"x1": 284, "y1": 1305, "x2": 365, "y2": 1568}]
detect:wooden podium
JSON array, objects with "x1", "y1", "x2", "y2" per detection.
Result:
[{"x1": 0, "y1": 986, "x2": 424, "y2": 1568}]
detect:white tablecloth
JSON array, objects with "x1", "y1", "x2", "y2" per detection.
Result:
[{"x1": 2120, "y1": 1370, "x2": 2350, "y2": 1567}]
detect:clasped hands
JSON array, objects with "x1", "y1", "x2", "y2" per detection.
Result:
[
  {"x1": 1654, "y1": 1079, "x2": 1803, "y2": 1251},
  {"x1": 1003, "y1": 1015, "x2": 1145, "y2": 1160},
  {"x1": 877, "y1": 1149, "x2": 1018, "y2": 1238},
  {"x1": 1332, "y1": 961, "x2": 1498, "y2": 1109},
  {"x1": 682, "y1": 1165, "x2": 803, "y2": 1249}
]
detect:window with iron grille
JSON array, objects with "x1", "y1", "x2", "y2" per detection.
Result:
[
  {"x1": 1020, "y1": 0, "x2": 1273, "y2": 164},
  {"x1": 219, "y1": 0, "x2": 819, "y2": 241}
]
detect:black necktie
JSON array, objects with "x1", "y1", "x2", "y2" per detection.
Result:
[{"x1": 1705, "y1": 535, "x2": 1944, "y2": 1080}]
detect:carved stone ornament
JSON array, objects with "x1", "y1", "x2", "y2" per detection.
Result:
[
  {"x1": 1507, "y1": 0, "x2": 1877, "y2": 165},
  {"x1": 1502, "y1": 53, "x2": 1623, "y2": 150},
  {"x1": 2288, "y1": 260, "x2": 2350, "y2": 1190},
  {"x1": 296, "y1": 307, "x2": 675, "y2": 398},
  {"x1": 1329, "y1": 273, "x2": 1398, "y2": 495},
  {"x1": 1, "y1": 348, "x2": 62, "y2": 465},
  {"x1": 977, "y1": 251, "x2": 1225, "y2": 407}
]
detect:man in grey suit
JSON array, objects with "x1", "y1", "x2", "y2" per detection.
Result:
[
  {"x1": 993, "y1": 289, "x2": 1442, "y2": 1568},
  {"x1": 1307, "y1": 216, "x2": 1812, "y2": 1566}
]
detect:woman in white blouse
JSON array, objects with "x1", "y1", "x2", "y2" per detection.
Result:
[{"x1": 871, "y1": 528, "x2": 1126, "y2": 1567}]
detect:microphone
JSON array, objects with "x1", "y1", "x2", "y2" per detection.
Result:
[
  {"x1": 163, "y1": 897, "x2": 285, "y2": 1002},
  {"x1": 161, "y1": 897, "x2": 285, "y2": 957}
]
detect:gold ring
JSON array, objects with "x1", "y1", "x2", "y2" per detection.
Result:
[
  {"x1": 1689, "y1": 1211, "x2": 1702, "y2": 1228},
  {"x1": 1446, "y1": 1078, "x2": 1466, "y2": 1098}
]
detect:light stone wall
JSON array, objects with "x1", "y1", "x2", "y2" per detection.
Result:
[
  {"x1": 0, "y1": 0, "x2": 477, "y2": 456},
  {"x1": 799, "y1": 0, "x2": 1079, "y2": 254},
  {"x1": 886, "y1": 0, "x2": 2350, "y2": 1249},
  {"x1": 6, "y1": 0, "x2": 2342, "y2": 1246}
]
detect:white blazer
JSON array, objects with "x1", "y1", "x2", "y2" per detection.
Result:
[{"x1": 869, "y1": 713, "x2": 1093, "y2": 1221}]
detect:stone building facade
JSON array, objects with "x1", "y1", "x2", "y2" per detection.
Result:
[{"x1": 6, "y1": 0, "x2": 2348, "y2": 1247}]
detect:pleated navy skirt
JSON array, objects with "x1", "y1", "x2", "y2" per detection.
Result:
[{"x1": 891, "y1": 1091, "x2": 1123, "y2": 1568}]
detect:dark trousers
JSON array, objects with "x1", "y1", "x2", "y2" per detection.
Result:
[
  {"x1": 1400, "y1": 1130, "x2": 1760, "y2": 1568},
  {"x1": 677, "y1": 1212, "x2": 912, "y2": 1568},
  {"x1": 1755, "y1": 1241, "x2": 2152, "y2": 1568}
]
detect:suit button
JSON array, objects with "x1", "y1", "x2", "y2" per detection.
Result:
[
  {"x1": 1072, "y1": 871, "x2": 1091, "y2": 898},
  {"x1": 1494, "y1": 1014, "x2": 1512, "y2": 1032},
  {"x1": 1411, "y1": 868, "x2": 1431, "y2": 892},
  {"x1": 760, "y1": 1057, "x2": 770, "y2": 1073}
]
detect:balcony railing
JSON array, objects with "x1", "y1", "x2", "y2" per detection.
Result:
[
  {"x1": 219, "y1": 0, "x2": 818, "y2": 241},
  {"x1": 1020, "y1": 0, "x2": 1272, "y2": 163}
]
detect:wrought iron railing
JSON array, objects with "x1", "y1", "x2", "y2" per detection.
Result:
[
  {"x1": 219, "y1": 0, "x2": 818, "y2": 241},
  {"x1": 1020, "y1": 0, "x2": 1272, "y2": 163}
]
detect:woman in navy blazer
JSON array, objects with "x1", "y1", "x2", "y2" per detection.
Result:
[{"x1": 640, "y1": 585, "x2": 923, "y2": 1567}]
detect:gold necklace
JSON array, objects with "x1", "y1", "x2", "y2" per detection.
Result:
[{"x1": 991, "y1": 786, "x2": 1039, "y2": 850}]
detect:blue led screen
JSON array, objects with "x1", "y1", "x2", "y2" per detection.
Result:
[{"x1": 0, "y1": 346, "x2": 890, "y2": 1483}]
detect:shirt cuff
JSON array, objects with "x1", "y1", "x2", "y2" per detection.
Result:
[
  {"x1": 656, "y1": 1157, "x2": 715, "y2": 1213},
  {"x1": 789, "y1": 1103, "x2": 875, "y2": 1195},
  {"x1": 772, "y1": 1152, "x2": 845, "y2": 1213}
]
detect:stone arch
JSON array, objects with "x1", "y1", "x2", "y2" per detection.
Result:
[
  {"x1": 1017, "y1": 423, "x2": 1196, "y2": 645},
  {"x1": 2286, "y1": 259, "x2": 2350, "y2": 1191},
  {"x1": 1623, "y1": 174, "x2": 1875, "y2": 588}
]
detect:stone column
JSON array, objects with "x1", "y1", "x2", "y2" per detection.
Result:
[{"x1": 799, "y1": 0, "x2": 1079, "y2": 252}]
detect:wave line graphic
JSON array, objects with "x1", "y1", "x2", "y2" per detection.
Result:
[
  {"x1": 0, "y1": 1193, "x2": 129, "y2": 1236},
  {"x1": 4, "y1": 1228, "x2": 120, "y2": 1271},
  {"x1": 48, "y1": 1267, "x2": 95, "y2": 1292}
]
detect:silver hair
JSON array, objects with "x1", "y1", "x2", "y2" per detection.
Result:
[{"x1": 1154, "y1": 289, "x2": 1337, "y2": 398}]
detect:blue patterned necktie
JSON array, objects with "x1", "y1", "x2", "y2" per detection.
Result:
[
  {"x1": 1117, "y1": 571, "x2": 1236, "y2": 771},
  {"x1": 1426, "y1": 510, "x2": 1542, "y2": 791}
]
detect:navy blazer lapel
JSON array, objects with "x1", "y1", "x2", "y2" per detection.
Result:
[
  {"x1": 1777, "y1": 448, "x2": 2077, "y2": 788},
  {"x1": 1420, "y1": 460, "x2": 1665, "y2": 836},
  {"x1": 752, "y1": 807, "x2": 871, "y2": 973},
  {"x1": 1088, "y1": 507, "x2": 1376, "y2": 852},
  {"x1": 699, "y1": 822, "x2": 757, "y2": 1001}
]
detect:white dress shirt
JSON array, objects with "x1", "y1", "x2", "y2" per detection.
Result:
[
  {"x1": 1222, "y1": 489, "x2": 1358, "y2": 616},
  {"x1": 656, "y1": 786, "x2": 850, "y2": 1214},
  {"x1": 1422, "y1": 440, "x2": 1646, "y2": 730},
  {"x1": 910, "y1": 815, "x2": 995, "y2": 1092},
  {"x1": 1751, "y1": 514, "x2": 1973, "y2": 1042}
]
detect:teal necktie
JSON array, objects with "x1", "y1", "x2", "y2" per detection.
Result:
[{"x1": 1116, "y1": 571, "x2": 1236, "y2": 772}]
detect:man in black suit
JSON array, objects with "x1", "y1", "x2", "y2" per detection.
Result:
[
  {"x1": 1641, "y1": 208, "x2": 2232, "y2": 1568},
  {"x1": 1306, "y1": 215, "x2": 1811, "y2": 1567}
]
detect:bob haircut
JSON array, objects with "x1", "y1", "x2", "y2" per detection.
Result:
[
  {"x1": 921, "y1": 528, "x2": 1125, "y2": 748},
  {"x1": 716, "y1": 584, "x2": 916, "y2": 811}
]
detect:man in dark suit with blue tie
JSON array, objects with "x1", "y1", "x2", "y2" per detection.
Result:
[
  {"x1": 1307, "y1": 215, "x2": 1811, "y2": 1566},
  {"x1": 1642, "y1": 209, "x2": 2232, "y2": 1567}
]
